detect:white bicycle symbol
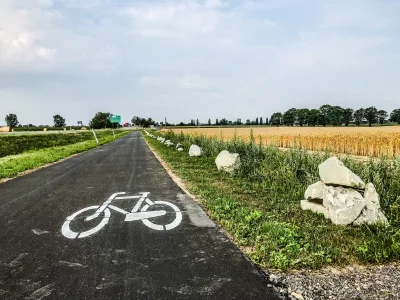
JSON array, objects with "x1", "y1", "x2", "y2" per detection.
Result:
[{"x1": 62, "y1": 192, "x2": 182, "y2": 239}]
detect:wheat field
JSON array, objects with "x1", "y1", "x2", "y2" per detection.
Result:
[{"x1": 165, "y1": 126, "x2": 400, "y2": 157}]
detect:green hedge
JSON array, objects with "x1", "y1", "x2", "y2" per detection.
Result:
[
  {"x1": 12, "y1": 126, "x2": 85, "y2": 132},
  {"x1": 0, "y1": 130, "x2": 122, "y2": 157}
]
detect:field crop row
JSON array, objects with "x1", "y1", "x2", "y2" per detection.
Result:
[
  {"x1": 0, "y1": 130, "x2": 123, "y2": 158},
  {"x1": 166, "y1": 127, "x2": 400, "y2": 158}
]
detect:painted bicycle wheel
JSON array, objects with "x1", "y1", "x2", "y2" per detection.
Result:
[
  {"x1": 61, "y1": 206, "x2": 111, "y2": 239},
  {"x1": 141, "y1": 201, "x2": 182, "y2": 231}
]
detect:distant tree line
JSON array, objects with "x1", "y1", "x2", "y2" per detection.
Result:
[
  {"x1": 176, "y1": 117, "x2": 270, "y2": 127},
  {"x1": 269, "y1": 106, "x2": 400, "y2": 127},
  {"x1": 4, "y1": 114, "x2": 67, "y2": 128},
  {"x1": 5, "y1": 106, "x2": 400, "y2": 130},
  {"x1": 164, "y1": 106, "x2": 400, "y2": 127},
  {"x1": 3, "y1": 112, "x2": 122, "y2": 129},
  {"x1": 131, "y1": 116, "x2": 157, "y2": 128}
]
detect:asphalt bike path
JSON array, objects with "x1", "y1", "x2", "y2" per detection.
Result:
[{"x1": 0, "y1": 132, "x2": 281, "y2": 299}]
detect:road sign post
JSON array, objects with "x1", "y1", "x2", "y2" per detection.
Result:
[
  {"x1": 91, "y1": 129, "x2": 99, "y2": 144},
  {"x1": 109, "y1": 115, "x2": 121, "y2": 138},
  {"x1": 109, "y1": 115, "x2": 121, "y2": 124}
]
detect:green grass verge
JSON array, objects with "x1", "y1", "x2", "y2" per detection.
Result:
[
  {"x1": 0, "y1": 131, "x2": 130, "y2": 180},
  {"x1": 143, "y1": 131, "x2": 400, "y2": 271}
]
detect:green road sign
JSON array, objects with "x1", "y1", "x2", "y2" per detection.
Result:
[{"x1": 110, "y1": 115, "x2": 121, "y2": 123}]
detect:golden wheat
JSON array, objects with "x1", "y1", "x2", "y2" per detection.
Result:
[{"x1": 165, "y1": 127, "x2": 400, "y2": 158}]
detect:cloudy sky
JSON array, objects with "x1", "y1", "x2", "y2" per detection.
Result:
[{"x1": 1, "y1": 0, "x2": 399, "y2": 125}]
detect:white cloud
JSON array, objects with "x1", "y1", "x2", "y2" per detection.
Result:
[
  {"x1": 122, "y1": 1, "x2": 230, "y2": 38},
  {"x1": 139, "y1": 76, "x2": 170, "y2": 88},
  {"x1": 319, "y1": 0, "x2": 392, "y2": 30},
  {"x1": 139, "y1": 74, "x2": 213, "y2": 91},
  {"x1": 59, "y1": 0, "x2": 111, "y2": 8},
  {"x1": 0, "y1": 1, "x2": 59, "y2": 70},
  {"x1": 0, "y1": 0, "x2": 123, "y2": 73},
  {"x1": 36, "y1": 47, "x2": 57, "y2": 59},
  {"x1": 205, "y1": 0, "x2": 227, "y2": 9},
  {"x1": 0, "y1": 0, "x2": 400, "y2": 125}
]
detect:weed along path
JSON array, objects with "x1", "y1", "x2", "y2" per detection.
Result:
[{"x1": 0, "y1": 131, "x2": 280, "y2": 299}]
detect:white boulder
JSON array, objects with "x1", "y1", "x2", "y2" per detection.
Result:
[
  {"x1": 177, "y1": 148, "x2": 184, "y2": 152},
  {"x1": 215, "y1": 150, "x2": 241, "y2": 173},
  {"x1": 353, "y1": 183, "x2": 389, "y2": 226},
  {"x1": 319, "y1": 157, "x2": 365, "y2": 189},
  {"x1": 305, "y1": 181, "x2": 325, "y2": 201},
  {"x1": 323, "y1": 186, "x2": 366, "y2": 225},
  {"x1": 189, "y1": 145, "x2": 203, "y2": 157},
  {"x1": 176, "y1": 143, "x2": 183, "y2": 149},
  {"x1": 300, "y1": 200, "x2": 329, "y2": 218}
]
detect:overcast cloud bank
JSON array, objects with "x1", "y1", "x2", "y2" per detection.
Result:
[{"x1": 1, "y1": 0, "x2": 399, "y2": 125}]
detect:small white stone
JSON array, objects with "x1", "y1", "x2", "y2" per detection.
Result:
[
  {"x1": 323, "y1": 186, "x2": 366, "y2": 225},
  {"x1": 353, "y1": 183, "x2": 389, "y2": 226},
  {"x1": 291, "y1": 292, "x2": 305, "y2": 300},
  {"x1": 300, "y1": 200, "x2": 329, "y2": 218},
  {"x1": 215, "y1": 150, "x2": 241, "y2": 173},
  {"x1": 319, "y1": 157, "x2": 365, "y2": 189},
  {"x1": 189, "y1": 145, "x2": 203, "y2": 157},
  {"x1": 305, "y1": 181, "x2": 325, "y2": 200}
]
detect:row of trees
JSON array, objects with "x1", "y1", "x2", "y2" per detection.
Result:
[
  {"x1": 4, "y1": 112, "x2": 129, "y2": 129},
  {"x1": 5, "y1": 114, "x2": 66, "y2": 128},
  {"x1": 6, "y1": 106, "x2": 400, "y2": 130},
  {"x1": 4, "y1": 112, "x2": 131, "y2": 129},
  {"x1": 131, "y1": 116, "x2": 157, "y2": 127},
  {"x1": 173, "y1": 106, "x2": 400, "y2": 128},
  {"x1": 177, "y1": 117, "x2": 270, "y2": 126},
  {"x1": 270, "y1": 106, "x2": 400, "y2": 127},
  {"x1": 5, "y1": 112, "x2": 135, "y2": 129},
  {"x1": 88, "y1": 113, "x2": 157, "y2": 128},
  {"x1": 5, "y1": 112, "x2": 120, "y2": 129}
]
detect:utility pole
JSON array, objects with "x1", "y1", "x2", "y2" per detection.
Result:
[{"x1": 165, "y1": 117, "x2": 167, "y2": 129}]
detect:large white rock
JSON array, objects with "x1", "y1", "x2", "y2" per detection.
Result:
[
  {"x1": 189, "y1": 145, "x2": 203, "y2": 157},
  {"x1": 176, "y1": 143, "x2": 183, "y2": 149},
  {"x1": 215, "y1": 150, "x2": 241, "y2": 173},
  {"x1": 319, "y1": 157, "x2": 365, "y2": 189},
  {"x1": 300, "y1": 200, "x2": 329, "y2": 218},
  {"x1": 323, "y1": 186, "x2": 366, "y2": 225},
  {"x1": 305, "y1": 181, "x2": 325, "y2": 201},
  {"x1": 353, "y1": 183, "x2": 389, "y2": 226},
  {"x1": 177, "y1": 148, "x2": 184, "y2": 152}
]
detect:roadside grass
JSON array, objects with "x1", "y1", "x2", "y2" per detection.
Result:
[
  {"x1": 144, "y1": 130, "x2": 400, "y2": 271},
  {"x1": 0, "y1": 131, "x2": 130, "y2": 180}
]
